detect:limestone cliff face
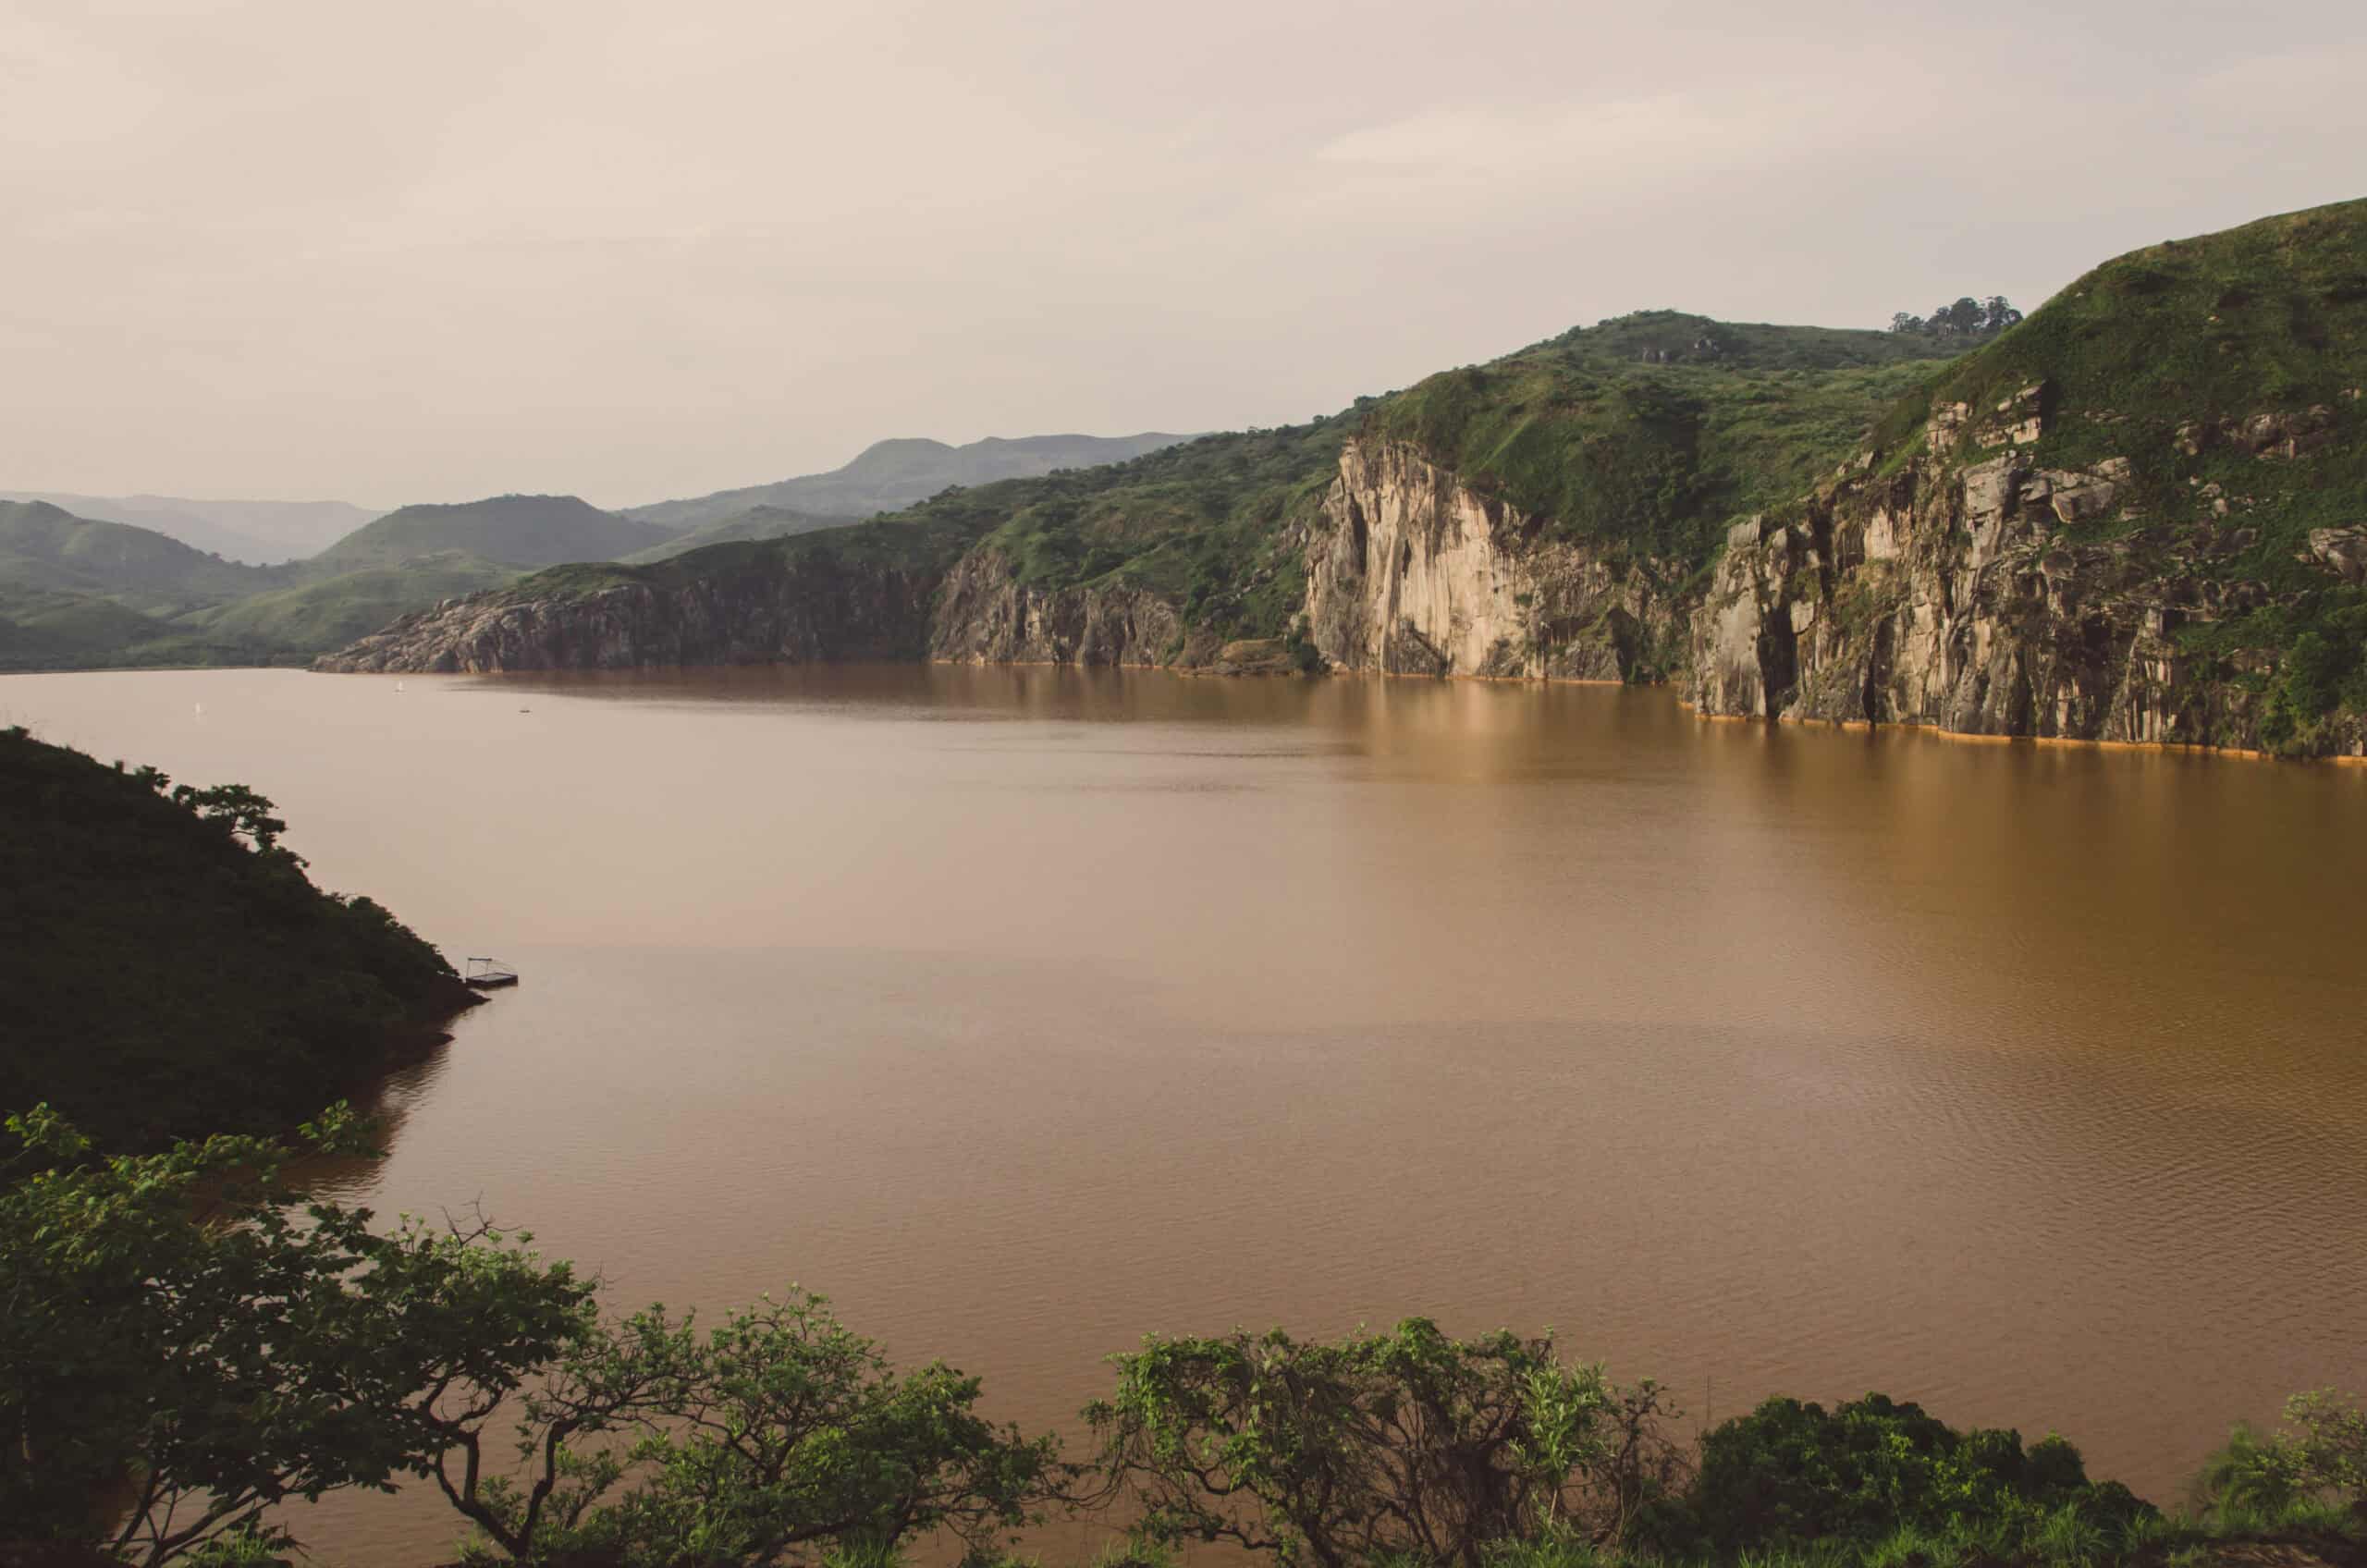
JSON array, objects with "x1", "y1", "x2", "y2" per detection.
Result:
[
  {"x1": 1302, "y1": 439, "x2": 1686, "y2": 680},
  {"x1": 313, "y1": 555, "x2": 940, "y2": 673},
  {"x1": 927, "y1": 547, "x2": 1192, "y2": 668},
  {"x1": 1686, "y1": 391, "x2": 2367, "y2": 755}
]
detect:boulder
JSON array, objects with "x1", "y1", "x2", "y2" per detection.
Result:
[{"x1": 2305, "y1": 526, "x2": 2367, "y2": 584}]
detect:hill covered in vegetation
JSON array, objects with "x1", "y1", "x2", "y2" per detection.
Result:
[
  {"x1": 0, "y1": 727, "x2": 477, "y2": 1152},
  {"x1": 618, "y1": 502, "x2": 861, "y2": 562},
  {"x1": 0, "y1": 489, "x2": 380, "y2": 563},
  {"x1": 316, "y1": 312, "x2": 1965, "y2": 673},
  {"x1": 324, "y1": 199, "x2": 2367, "y2": 757},
  {"x1": 1692, "y1": 197, "x2": 2367, "y2": 754},
  {"x1": 622, "y1": 431, "x2": 1196, "y2": 533},
  {"x1": 309, "y1": 492, "x2": 678, "y2": 570},
  {"x1": 0, "y1": 500, "x2": 274, "y2": 609}
]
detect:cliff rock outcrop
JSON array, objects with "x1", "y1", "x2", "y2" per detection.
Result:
[
  {"x1": 314, "y1": 553, "x2": 941, "y2": 672},
  {"x1": 1686, "y1": 393, "x2": 2365, "y2": 755},
  {"x1": 927, "y1": 548, "x2": 1193, "y2": 668},
  {"x1": 1301, "y1": 439, "x2": 1686, "y2": 681}
]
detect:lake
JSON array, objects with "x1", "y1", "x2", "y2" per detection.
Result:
[{"x1": 7, "y1": 664, "x2": 2364, "y2": 1564}]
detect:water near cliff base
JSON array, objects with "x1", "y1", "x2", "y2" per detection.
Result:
[{"x1": 7, "y1": 665, "x2": 2364, "y2": 1564}]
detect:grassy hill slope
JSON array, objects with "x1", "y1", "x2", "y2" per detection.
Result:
[
  {"x1": 0, "y1": 499, "x2": 276, "y2": 609},
  {"x1": 1896, "y1": 197, "x2": 2367, "y2": 749},
  {"x1": 185, "y1": 551, "x2": 522, "y2": 650},
  {"x1": 313, "y1": 493, "x2": 678, "y2": 571},
  {"x1": 618, "y1": 504, "x2": 858, "y2": 564},
  {"x1": 0, "y1": 727, "x2": 478, "y2": 1151},
  {"x1": 0, "y1": 491, "x2": 380, "y2": 563},
  {"x1": 623, "y1": 432, "x2": 1195, "y2": 533}
]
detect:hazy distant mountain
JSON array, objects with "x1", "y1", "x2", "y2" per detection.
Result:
[
  {"x1": 618, "y1": 504, "x2": 859, "y2": 565},
  {"x1": 313, "y1": 494, "x2": 680, "y2": 571},
  {"x1": 623, "y1": 433, "x2": 1194, "y2": 533},
  {"x1": 0, "y1": 499, "x2": 275, "y2": 609},
  {"x1": 0, "y1": 491, "x2": 380, "y2": 564}
]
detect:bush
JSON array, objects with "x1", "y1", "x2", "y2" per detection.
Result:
[{"x1": 1660, "y1": 1394, "x2": 2152, "y2": 1558}]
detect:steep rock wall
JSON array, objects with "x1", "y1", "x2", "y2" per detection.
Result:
[
  {"x1": 1302, "y1": 439, "x2": 1685, "y2": 680},
  {"x1": 1686, "y1": 393, "x2": 2366, "y2": 755},
  {"x1": 927, "y1": 547, "x2": 1194, "y2": 668},
  {"x1": 313, "y1": 555, "x2": 940, "y2": 672}
]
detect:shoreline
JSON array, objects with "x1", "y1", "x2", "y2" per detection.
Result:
[{"x1": 27, "y1": 655, "x2": 2363, "y2": 767}]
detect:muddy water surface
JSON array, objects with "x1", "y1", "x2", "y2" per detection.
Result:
[{"x1": 7, "y1": 665, "x2": 2363, "y2": 1563}]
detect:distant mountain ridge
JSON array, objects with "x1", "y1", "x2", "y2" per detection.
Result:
[
  {"x1": 0, "y1": 491, "x2": 380, "y2": 564},
  {"x1": 623, "y1": 432, "x2": 1195, "y2": 533},
  {"x1": 311, "y1": 494, "x2": 679, "y2": 571}
]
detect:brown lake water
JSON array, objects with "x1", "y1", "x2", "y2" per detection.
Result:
[{"x1": 6, "y1": 664, "x2": 2364, "y2": 1563}]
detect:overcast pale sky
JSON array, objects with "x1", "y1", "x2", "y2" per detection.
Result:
[{"x1": 3, "y1": 0, "x2": 2361, "y2": 509}]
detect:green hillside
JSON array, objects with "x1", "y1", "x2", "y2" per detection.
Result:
[
  {"x1": 618, "y1": 503, "x2": 857, "y2": 564},
  {"x1": 1867, "y1": 197, "x2": 2367, "y2": 749},
  {"x1": 186, "y1": 550, "x2": 521, "y2": 649},
  {"x1": 0, "y1": 499, "x2": 276, "y2": 610},
  {"x1": 0, "y1": 727, "x2": 478, "y2": 1152},
  {"x1": 623, "y1": 432, "x2": 1194, "y2": 532},
  {"x1": 312, "y1": 493, "x2": 678, "y2": 570},
  {"x1": 471, "y1": 317, "x2": 1956, "y2": 655}
]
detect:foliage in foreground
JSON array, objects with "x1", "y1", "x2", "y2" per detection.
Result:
[
  {"x1": 3, "y1": 1109, "x2": 2361, "y2": 1568},
  {"x1": 0, "y1": 1106, "x2": 594, "y2": 1566},
  {"x1": 1087, "y1": 1321, "x2": 1683, "y2": 1566}
]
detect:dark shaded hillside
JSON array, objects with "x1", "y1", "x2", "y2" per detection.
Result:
[
  {"x1": 0, "y1": 728, "x2": 478, "y2": 1152},
  {"x1": 313, "y1": 493, "x2": 678, "y2": 570},
  {"x1": 624, "y1": 431, "x2": 1194, "y2": 532}
]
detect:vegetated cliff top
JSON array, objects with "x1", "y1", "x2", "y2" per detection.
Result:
[
  {"x1": 621, "y1": 431, "x2": 1197, "y2": 533},
  {"x1": 312, "y1": 493, "x2": 679, "y2": 571},
  {"x1": 445, "y1": 313, "x2": 1955, "y2": 651},
  {"x1": 321, "y1": 196, "x2": 2367, "y2": 677},
  {"x1": 0, "y1": 727, "x2": 475, "y2": 1152},
  {"x1": 1884, "y1": 197, "x2": 2367, "y2": 464}
]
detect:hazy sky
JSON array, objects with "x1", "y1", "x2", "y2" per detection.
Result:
[{"x1": 4, "y1": 0, "x2": 2361, "y2": 509}]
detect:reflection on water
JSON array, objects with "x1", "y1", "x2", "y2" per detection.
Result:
[{"x1": 6, "y1": 664, "x2": 2364, "y2": 1565}]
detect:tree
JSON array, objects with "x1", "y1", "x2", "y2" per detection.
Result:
[
  {"x1": 0, "y1": 1107, "x2": 595, "y2": 1566},
  {"x1": 433, "y1": 1290, "x2": 1075, "y2": 1568},
  {"x1": 168, "y1": 780, "x2": 293, "y2": 856},
  {"x1": 2195, "y1": 1390, "x2": 2367, "y2": 1517},
  {"x1": 1674, "y1": 1393, "x2": 2151, "y2": 1555},
  {"x1": 1085, "y1": 1319, "x2": 1682, "y2": 1568}
]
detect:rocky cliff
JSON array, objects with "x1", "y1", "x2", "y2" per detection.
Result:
[
  {"x1": 317, "y1": 200, "x2": 2367, "y2": 758},
  {"x1": 314, "y1": 547, "x2": 943, "y2": 672},
  {"x1": 1301, "y1": 439, "x2": 1687, "y2": 681},
  {"x1": 1686, "y1": 386, "x2": 2367, "y2": 757},
  {"x1": 926, "y1": 546, "x2": 1193, "y2": 668}
]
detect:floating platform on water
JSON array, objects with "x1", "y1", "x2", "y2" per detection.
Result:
[{"x1": 463, "y1": 957, "x2": 520, "y2": 990}]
